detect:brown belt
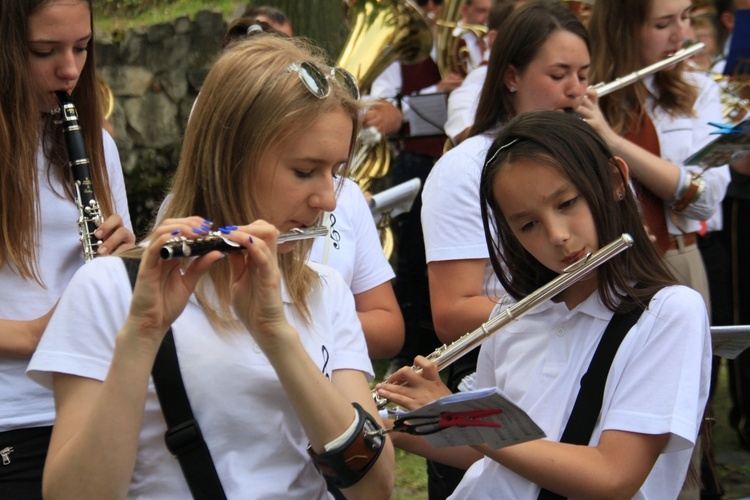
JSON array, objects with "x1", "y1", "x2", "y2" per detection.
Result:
[{"x1": 666, "y1": 232, "x2": 697, "y2": 251}]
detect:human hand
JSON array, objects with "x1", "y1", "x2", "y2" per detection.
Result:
[
  {"x1": 122, "y1": 217, "x2": 223, "y2": 346},
  {"x1": 575, "y1": 89, "x2": 619, "y2": 149},
  {"x1": 95, "y1": 214, "x2": 136, "y2": 256},
  {"x1": 436, "y1": 72, "x2": 464, "y2": 94},
  {"x1": 222, "y1": 221, "x2": 295, "y2": 348},
  {"x1": 375, "y1": 356, "x2": 452, "y2": 411},
  {"x1": 363, "y1": 101, "x2": 403, "y2": 136}
]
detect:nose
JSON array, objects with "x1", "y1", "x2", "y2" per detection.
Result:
[
  {"x1": 565, "y1": 76, "x2": 586, "y2": 103},
  {"x1": 673, "y1": 17, "x2": 690, "y2": 44},
  {"x1": 546, "y1": 219, "x2": 570, "y2": 246},
  {"x1": 55, "y1": 49, "x2": 83, "y2": 84},
  {"x1": 310, "y1": 176, "x2": 337, "y2": 213}
]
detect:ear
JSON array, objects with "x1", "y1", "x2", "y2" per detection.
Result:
[
  {"x1": 504, "y1": 64, "x2": 520, "y2": 92},
  {"x1": 611, "y1": 156, "x2": 629, "y2": 199}
]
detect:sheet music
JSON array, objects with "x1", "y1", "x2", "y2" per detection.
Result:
[
  {"x1": 369, "y1": 178, "x2": 421, "y2": 222},
  {"x1": 406, "y1": 92, "x2": 448, "y2": 137},
  {"x1": 712, "y1": 325, "x2": 750, "y2": 359},
  {"x1": 392, "y1": 387, "x2": 545, "y2": 449},
  {"x1": 684, "y1": 119, "x2": 750, "y2": 167}
]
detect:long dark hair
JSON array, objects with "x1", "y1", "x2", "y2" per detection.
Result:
[
  {"x1": 469, "y1": 2, "x2": 589, "y2": 137},
  {"x1": 0, "y1": 0, "x2": 112, "y2": 282},
  {"x1": 479, "y1": 111, "x2": 676, "y2": 312}
]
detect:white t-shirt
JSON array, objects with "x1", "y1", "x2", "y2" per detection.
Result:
[
  {"x1": 28, "y1": 257, "x2": 372, "y2": 499},
  {"x1": 0, "y1": 132, "x2": 131, "y2": 432},
  {"x1": 421, "y1": 133, "x2": 502, "y2": 298},
  {"x1": 309, "y1": 177, "x2": 394, "y2": 294},
  {"x1": 645, "y1": 72, "x2": 730, "y2": 235},
  {"x1": 451, "y1": 285, "x2": 712, "y2": 499},
  {"x1": 444, "y1": 65, "x2": 486, "y2": 141}
]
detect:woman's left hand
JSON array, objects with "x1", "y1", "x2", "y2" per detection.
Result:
[
  {"x1": 95, "y1": 214, "x2": 136, "y2": 256},
  {"x1": 376, "y1": 355, "x2": 452, "y2": 411},
  {"x1": 223, "y1": 221, "x2": 293, "y2": 346},
  {"x1": 575, "y1": 89, "x2": 620, "y2": 150}
]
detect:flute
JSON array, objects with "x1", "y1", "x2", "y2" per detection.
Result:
[
  {"x1": 374, "y1": 233, "x2": 634, "y2": 410},
  {"x1": 160, "y1": 226, "x2": 328, "y2": 260},
  {"x1": 591, "y1": 42, "x2": 705, "y2": 97}
]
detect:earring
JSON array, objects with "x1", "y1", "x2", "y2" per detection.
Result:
[
  {"x1": 616, "y1": 191, "x2": 625, "y2": 200},
  {"x1": 509, "y1": 86, "x2": 517, "y2": 94}
]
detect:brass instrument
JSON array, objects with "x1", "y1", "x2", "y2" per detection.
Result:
[
  {"x1": 337, "y1": 0, "x2": 432, "y2": 192},
  {"x1": 592, "y1": 42, "x2": 705, "y2": 97},
  {"x1": 160, "y1": 226, "x2": 328, "y2": 260},
  {"x1": 435, "y1": 0, "x2": 489, "y2": 78},
  {"x1": 695, "y1": 67, "x2": 750, "y2": 124},
  {"x1": 374, "y1": 233, "x2": 635, "y2": 409},
  {"x1": 337, "y1": 0, "x2": 433, "y2": 256}
]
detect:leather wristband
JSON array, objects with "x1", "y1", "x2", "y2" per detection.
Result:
[
  {"x1": 307, "y1": 403, "x2": 385, "y2": 488},
  {"x1": 673, "y1": 172, "x2": 703, "y2": 213}
]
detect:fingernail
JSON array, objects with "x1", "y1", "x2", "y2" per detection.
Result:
[
  {"x1": 97, "y1": 247, "x2": 109, "y2": 256},
  {"x1": 248, "y1": 236, "x2": 254, "y2": 244},
  {"x1": 94, "y1": 230, "x2": 102, "y2": 238},
  {"x1": 203, "y1": 219, "x2": 212, "y2": 225},
  {"x1": 225, "y1": 225, "x2": 238, "y2": 230},
  {"x1": 192, "y1": 228, "x2": 204, "y2": 234},
  {"x1": 219, "y1": 227, "x2": 231, "y2": 234},
  {"x1": 200, "y1": 225, "x2": 211, "y2": 232},
  {"x1": 171, "y1": 230, "x2": 180, "y2": 235}
]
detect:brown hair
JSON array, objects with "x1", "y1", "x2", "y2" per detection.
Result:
[
  {"x1": 588, "y1": 0, "x2": 698, "y2": 134},
  {"x1": 0, "y1": 0, "x2": 114, "y2": 283}
]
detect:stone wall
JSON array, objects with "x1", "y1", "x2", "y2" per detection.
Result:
[{"x1": 95, "y1": 10, "x2": 227, "y2": 236}]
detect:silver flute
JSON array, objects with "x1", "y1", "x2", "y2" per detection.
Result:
[
  {"x1": 374, "y1": 233, "x2": 635, "y2": 409},
  {"x1": 591, "y1": 42, "x2": 705, "y2": 97},
  {"x1": 159, "y1": 226, "x2": 328, "y2": 260},
  {"x1": 55, "y1": 91, "x2": 105, "y2": 262}
]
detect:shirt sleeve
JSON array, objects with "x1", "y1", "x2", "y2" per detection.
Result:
[
  {"x1": 103, "y1": 131, "x2": 133, "y2": 232},
  {"x1": 28, "y1": 257, "x2": 133, "y2": 388},
  {"x1": 600, "y1": 286, "x2": 712, "y2": 453}
]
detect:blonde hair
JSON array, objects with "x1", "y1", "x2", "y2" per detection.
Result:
[
  {"x1": 588, "y1": 0, "x2": 698, "y2": 134},
  {"x1": 161, "y1": 35, "x2": 360, "y2": 327}
]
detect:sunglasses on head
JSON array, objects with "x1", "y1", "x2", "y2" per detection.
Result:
[
  {"x1": 415, "y1": 0, "x2": 443, "y2": 6},
  {"x1": 286, "y1": 61, "x2": 360, "y2": 101}
]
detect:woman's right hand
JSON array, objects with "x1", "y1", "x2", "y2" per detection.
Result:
[{"x1": 122, "y1": 217, "x2": 223, "y2": 345}]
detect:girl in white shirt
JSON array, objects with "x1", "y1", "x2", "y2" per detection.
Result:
[
  {"x1": 0, "y1": 1, "x2": 134, "y2": 497},
  {"x1": 28, "y1": 34, "x2": 394, "y2": 498},
  {"x1": 378, "y1": 111, "x2": 711, "y2": 499}
]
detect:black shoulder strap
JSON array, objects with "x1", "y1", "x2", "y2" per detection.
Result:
[
  {"x1": 122, "y1": 258, "x2": 227, "y2": 500},
  {"x1": 537, "y1": 302, "x2": 649, "y2": 500}
]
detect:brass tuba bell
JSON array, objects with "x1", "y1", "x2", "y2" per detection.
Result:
[{"x1": 337, "y1": 0, "x2": 433, "y2": 255}]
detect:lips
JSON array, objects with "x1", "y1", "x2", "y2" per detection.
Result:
[{"x1": 562, "y1": 249, "x2": 586, "y2": 266}]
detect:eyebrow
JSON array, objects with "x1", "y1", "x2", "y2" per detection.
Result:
[
  {"x1": 506, "y1": 184, "x2": 574, "y2": 223},
  {"x1": 28, "y1": 33, "x2": 92, "y2": 45},
  {"x1": 548, "y1": 63, "x2": 590, "y2": 71}
]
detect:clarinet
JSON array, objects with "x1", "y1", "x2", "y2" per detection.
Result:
[{"x1": 55, "y1": 91, "x2": 104, "y2": 262}]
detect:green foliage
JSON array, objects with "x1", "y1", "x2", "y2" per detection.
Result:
[{"x1": 97, "y1": 0, "x2": 164, "y2": 17}]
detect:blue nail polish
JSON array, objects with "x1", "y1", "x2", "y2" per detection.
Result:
[
  {"x1": 192, "y1": 228, "x2": 204, "y2": 234},
  {"x1": 248, "y1": 236, "x2": 254, "y2": 244},
  {"x1": 203, "y1": 219, "x2": 212, "y2": 225},
  {"x1": 219, "y1": 228, "x2": 231, "y2": 234},
  {"x1": 200, "y1": 225, "x2": 211, "y2": 232},
  {"x1": 171, "y1": 230, "x2": 180, "y2": 235},
  {"x1": 225, "y1": 225, "x2": 238, "y2": 230}
]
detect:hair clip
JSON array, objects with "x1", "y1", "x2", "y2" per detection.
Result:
[{"x1": 484, "y1": 138, "x2": 520, "y2": 169}]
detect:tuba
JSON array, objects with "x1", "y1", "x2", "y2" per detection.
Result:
[
  {"x1": 435, "y1": 0, "x2": 488, "y2": 78},
  {"x1": 337, "y1": 0, "x2": 432, "y2": 254}
]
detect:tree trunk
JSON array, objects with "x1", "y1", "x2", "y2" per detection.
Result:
[{"x1": 245, "y1": 0, "x2": 349, "y2": 61}]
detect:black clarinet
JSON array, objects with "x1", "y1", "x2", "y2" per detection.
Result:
[{"x1": 55, "y1": 91, "x2": 104, "y2": 262}]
